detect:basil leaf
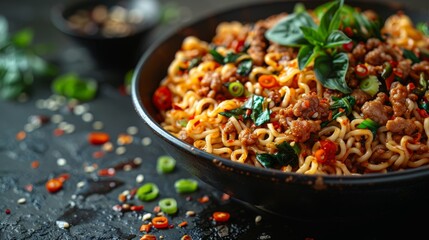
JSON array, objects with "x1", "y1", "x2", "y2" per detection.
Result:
[
  {"x1": 330, "y1": 95, "x2": 356, "y2": 119},
  {"x1": 313, "y1": 1, "x2": 336, "y2": 20},
  {"x1": 256, "y1": 141, "x2": 298, "y2": 169},
  {"x1": 224, "y1": 52, "x2": 242, "y2": 63},
  {"x1": 236, "y1": 59, "x2": 252, "y2": 76},
  {"x1": 265, "y1": 12, "x2": 316, "y2": 46},
  {"x1": 300, "y1": 26, "x2": 324, "y2": 46},
  {"x1": 324, "y1": 30, "x2": 351, "y2": 48},
  {"x1": 209, "y1": 49, "x2": 224, "y2": 64},
  {"x1": 314, "y1": 52, "x2": 351, "y2": 94},
  {"x1": 255, "y1": 109, "x2": 271, "y2": 126},
  {"x1": 297, "y1": 45, "x2": 315, "y2": 70},
  {"x1": 319, "y1": 0, "x2": 343, "y2": 39},
  {"x1": 219, "y1": 95, "x2": 270, "y2": 126}
]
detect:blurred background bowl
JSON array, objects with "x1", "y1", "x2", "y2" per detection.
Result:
[{"x1": 50, "y1": 0, "x2": 160, "y2": 71}]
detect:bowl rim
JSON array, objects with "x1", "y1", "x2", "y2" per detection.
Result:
[
  {"x1": 131, "y1": 0, "x2": 429, "y2": 186},
  {"x1": 50, "y1": 0, "x2": 160, "y2": 40}
]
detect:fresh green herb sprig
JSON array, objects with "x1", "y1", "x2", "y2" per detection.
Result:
[
  {"x1": 0, "y1": 16, "x2": 55, "y2": 100},
  {"x1": 219, "y1": 94, "x2": 271, "y2": 126},
  {"x1": 51, "y1": 73, "x2": 98, "y2": 101},
  {"x1": 256, "y1": 141, "x2": 299, "y2": 169},
  {"x1": 265, "y1": 0, "x2": 353, "y2": 94}
]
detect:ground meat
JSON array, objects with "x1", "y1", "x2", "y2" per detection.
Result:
[
  {"x1": 178, "y1": 130, "x2": 194, "y2": 144},
  {"x1": 389, "y1": 82, "x2": 411, "y2": 117},
  {"x1": 239, "y1": 128, "x2": 258, "y2": 146},
  {"x1": 267, "y1": 43, "x2": 296, "y2": 62},
  {"x1": 223, "y1": 119, "x2": 237, "y2": 134},
  {"x1": 361, "y1": 92, "x2": 392, "y2": 125},
  {"x1": 289, "y1": 119, "x2": 321, "y2": 143},
  {"x1": 199, "y1": 72, "x2": 223, "y2": 97},
  {"x1": 351, "y1": 89, "x2": 372, "y2": 107},
  {"x1": 365, "y1": 38, "x2": 382, "y2": 50},
  {"x1": 247, "y1": 23, "x2": 268, "y2": 66},
  {"x1": 291, "y1": 92, "x2": 330, "y2": 120},
  {"x1": 397, "y1": 59, "x2": 412, "y2": 79},
  {"x1": 386, "y1": 117, "x2": 419, "y2": 135},
  {"x1": 412, "y1": 60, "x2": 429, "y2": 72},
  {"x1": 365, "y1": 44, "x2": 403, "y2": 66},
  {"x1": 352, "y1": 42, "x2": 366, "y2": 61},
  {"x1": 268, "y1": 88, "x2": 283, "y2": 105}
]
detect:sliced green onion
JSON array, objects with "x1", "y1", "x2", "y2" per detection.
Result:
[
  {"x1": 360, "y1": 75, "x2": 380, "y2": 97},
  {"x1": 228, "y1": 81, "x2": 244, "y2": 97},
  {"x1": 158, "y1": 198, "x2": 178, "y2": 215},
  {"x1": 136, "y1": 183, "x2": 159, "y2": 202},
  {"x1": 156, "y1": 155, "x2": 176, "y2": 174},
  {"x1": 174, "y1": 178, "x2": 198, "y2": 193},
  {"x1": 357, "y1": 118, "x2": 379, "y2": 136},
  {"x1": 381, "y1": 62, "x2": 392, "y2": 80},
  {"x1": 413, "y1": 72, "x2": 428, "y2": 97}
]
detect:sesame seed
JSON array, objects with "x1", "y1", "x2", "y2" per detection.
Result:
[
  {"x1": 141, "y1": 137, "x2": 152, "y2": 146},
  {"x1": 255, "y1": 215, "x2": 262, "y2": 224},
  {"x1": 51, "y1": 114, "x2": 63, "y2": 124},
  {"x1": 17, "y1": 198, "x2": 26, "y2": 204},
  {"x1": 77, "y1": 181, "x2": 86, "y2": 188},
  {"x1": 126, "y1": 126, "x2": 139, "y2": 135},
  {"x1": 142, "y1": 213, "x2": 152, "y2": 221},
  {"x1": 102, "y1": 142, "x2": 113, "y2": 152},
  {"x1": 56, "y1": 221, "x2": 70, "y2": 229},
  {"x1": 92, "y1": 121, "x2": 104, "y2": 130},
  {"x1": 115, "y1": 146, "x2": 126, "y2": 155},
  {"x1": 185, "y1": 211, "x2": 196, "y2": 217},
  {"x1": 136, "y1": 174, "x2": 144, "y2": 183},
  {"x1": 133, "y1": 157, "x2": 142, "y2": 165},
  {"x1": 82, "y1": 112, "x2": 94, "y2": 122},
  {"x1": 57, "y1": 158, "x2": 67, "y2": 166}
]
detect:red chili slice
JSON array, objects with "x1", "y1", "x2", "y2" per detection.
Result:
[{"x1": 153, "y1": 86, "x2": 172, "y2": 111}]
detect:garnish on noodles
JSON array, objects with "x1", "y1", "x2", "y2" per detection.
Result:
[{"x1": 153, "y1": 0, "x2": 429, "y2": 175}]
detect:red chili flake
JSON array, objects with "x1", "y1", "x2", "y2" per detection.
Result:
[
  {"x1": 178, "y1": 221, "x2": 188, "y2": 228},
  {"x1": 5, "y1": 209, "x2": 11, "y2": 214},
  {"x1": 221, "y1": 193, "x2": 230, "y2": 201},
  {"x1": 185, "y1": 196, "x2": 192, "y2": 201},
  {"x1": 118, "y1": 193, "x2": 127, "y2": 203},
  {"x1": 172, "y1": 104, "x2": 183, "y2": 110},
  {"x1": 98, "y1": 168, "x2": 115, "y2": 177},
  {"x1": 140, "y1": 234, "x2": 157, "y2": 240},
  {"x1": 88, "y1": 132, "x2": 110, "y2": 145},
  {"x1": 53, "y1": 128, "x2": 65, "y2": 136},
  {"x1": 130, "y1": 205, "x2": 144, "y2": 211},
  {"x1": 46, "y1": 178, "x2": 63, "y2": 193},
  {"x1": 117, "y1": 133, "x2": 133, "y2": 145},
  {"x1": 153, "y1": 206, "x2": 161, "y2": 213},
  {"x1": 57, "y1": 173, "x2": 70, "y2": 182},
  {"x1": 181, "y1": 235, "x2": 192, "y2": 240},
  {"x1": 25, "y1": 184, "x2": 33, "y2": 192},
  {"x1": 92, "y1": 151, "x2": 105, "y2": 159},
  {"x1": 16, "y1": 131, "x2": 26, "y2": 141},
  {"x1": 198, "y1": 195, "x2": 210, "y2": 203},
  {"x1": 129, "y1": 188, "x2": 137, "y2": 199},
  {"x1": 31, "y1": 161, "x2": 40, "y2": 169},
  {"x1": 29, "y1": 115, "x2": 50, "y2": 125},
  {"x1": 140, "y1": 223, "x2": 152, "y2": 232}
]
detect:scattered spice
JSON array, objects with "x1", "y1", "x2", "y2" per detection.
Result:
[
  {"x1": 117, "y1": 133, "x2": 133, "y2": 145},
  {"x1": 213, "y1": 211, "x2": 230, "y2": 223},
  {"x1": 178, "y1": 221, "x2": 188, "y2": 228},
  {"x1": 88, "y1": 132, "x2": 110, "y2": 145},
  {"x1": 152, "y1": 216, "x2": 169, "y2": 229},
  {"x1": 140, "y1": 223, "x2": 152, "y2": 232},
  {"x1": 31, "y1": 160, "x2": 40, "y2": 169},
  {"x1": 197, "y1": 195, "x2": 210, "y2": 203},
  {"x1": 130, "y1": 205, "x2": 144, "y2": 211},
  {"x1": 16, "y1": 131, "x2": 26, "y2": 141},
  {"x1": 185, "y1": 211, "x2": 196, "y2": 217},
  {"x1": 5, "y1": 209, "x2": 11, "y2": 214},
  {"x1": 46, "y1": 178, "x2": 63, "y2": 193},
  {"x1": 140, "y1": 234, "x2": 157, "y2": 240}
]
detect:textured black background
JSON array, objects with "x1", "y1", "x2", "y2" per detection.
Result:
[{"x1": 1, "y1": 0, "x2": 429, "y2": 239}]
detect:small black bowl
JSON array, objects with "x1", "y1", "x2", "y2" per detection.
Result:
[
  {"x1": 132, "y1": 0, "x2": 429, "y2": 223},
  {"x1": 51, "y1": 0, "x2": 160, "y2": 70}
]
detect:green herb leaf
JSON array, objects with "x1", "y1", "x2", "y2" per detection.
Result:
[
  {"x1": 300, "y1": 26, "x2": 324, "y2": 46},
  {"x1": 319, "y1": 0, "x2": 343, "y2": 38},
  {"x1": 219, "y1": 94, "x2": 271, "y2": 126},
  {"x1": 209, "y1": 49, "x2": 224, "y2": 64},
  {"x1": 357, "y1": 118, "x2": 379, "y2": 136},
  {"x1": 297, "y1": 45, "x2": 315, "y2": 70},
  {"x1": 51, "y1": 72, "x2": 98, "y2": 101},
  {"x1": 256, "y1": 141, "x2": 299, "y2": 169},
  {"x1": 324, "y1": 30, "x2": 351, "y2": 48},
  {"x1": 314, "y1": 52, "x2": 351, "y2": 94},
  {"x1": 265, "y1": 12, "x2": 316, "y2": 46},
  {"x1": 402, "y1": 49, "x2": 420, "y2": 64},
  {"x1": 417, "y1": 22, "x2": 429, "y2": 36},
  {"x1": 236, "y1": 59, "x2": 252, "y2": 76},
  {"x1": 11, "y1": 28, "x2": 33, "y2": 48},
  {"x1": 330, "y1": 95, "x2": 356, "y2": 120}
]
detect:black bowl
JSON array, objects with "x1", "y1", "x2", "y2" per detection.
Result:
[
  {"x1": 132, "y1": 0, "x2": 429, "y2": 222},
  {"x1": 51, "y1": 0, "x2": 160, "y2": 70}
]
